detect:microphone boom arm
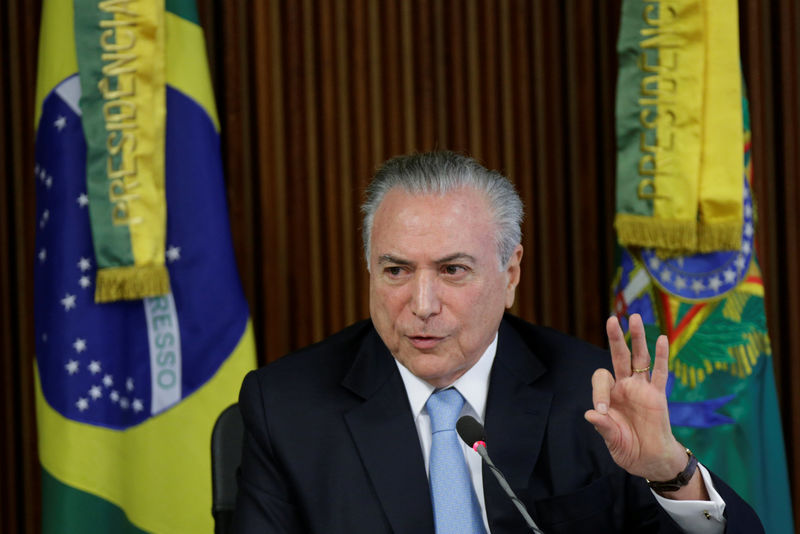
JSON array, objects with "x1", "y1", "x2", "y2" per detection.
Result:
[{"x1": 473, "y1": 444, "x2": 545, "y2": 534}]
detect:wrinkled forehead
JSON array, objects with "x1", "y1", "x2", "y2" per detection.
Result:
[{"x1": 370, "y1": 188, "x2": 498, "y2": 257}]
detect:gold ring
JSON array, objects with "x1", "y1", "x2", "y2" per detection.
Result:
[{"x1": 632, "y1": 366, "x2": 650, "y2": 374}]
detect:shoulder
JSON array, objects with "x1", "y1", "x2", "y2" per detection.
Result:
[
  {"x1": 500, "y1": 313, "x2": 613, "y2": 384},
  {"x1": 503, "y1": 313, "x2": 610, "y2": 359},
  {"x1": 240, "y1": 319, "x2": 376, "y2": 402}
]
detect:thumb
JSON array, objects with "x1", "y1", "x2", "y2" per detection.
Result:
[{"x1": 584, "y1": 409, "x2": 621, "y2": 449}]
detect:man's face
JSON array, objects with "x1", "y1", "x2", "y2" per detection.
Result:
[{"x1": 368, "y1": 187, "x2": 523, "y2": 388}]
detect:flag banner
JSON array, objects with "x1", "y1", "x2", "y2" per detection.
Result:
[
  {"x1": 75, "y1": 0, "x2": 170, "y2": 303},
  {"x1": 612, "y1": 44, "x2": 795, "y2": 532},
  {"x1": 615, "y1": 0, "x2": 743, "y2": 254},
  {"x1": 34, "y1": 0, "x2": 255, "y2": 532}
]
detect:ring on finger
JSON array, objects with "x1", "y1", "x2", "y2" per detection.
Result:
[{"x1": 632, "y1": 366, "x2": 650, "y2": 374}]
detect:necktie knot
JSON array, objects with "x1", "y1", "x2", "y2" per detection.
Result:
[{"x1": 426, "y1": 388, "x2": 465, "y2": 434}]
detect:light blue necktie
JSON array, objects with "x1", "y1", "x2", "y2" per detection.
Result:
[{"x1": 427, "y1": 388, "x2": 487, "y2": 534}]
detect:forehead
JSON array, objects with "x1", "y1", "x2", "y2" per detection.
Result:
[{"x1": 370, "y1": 187, "x2": 496, "y2": 259}]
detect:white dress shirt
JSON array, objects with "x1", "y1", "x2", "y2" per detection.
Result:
[{"x1": 395, "y1": 333, "x2": 727, "y2": 533}]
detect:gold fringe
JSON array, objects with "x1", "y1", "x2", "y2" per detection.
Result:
[
  {"x1": 95, "y1": 265, "x2": 171, "y2": 303},
  {"x1": 614, "y1": 214, "x2": 698, "y2": 251},
  {"x1": 616, "y1": 215, "x2": 743, "y2": 254},
  {"x1": 696, "y1": 220, "x2": 742, "y2": 252}
]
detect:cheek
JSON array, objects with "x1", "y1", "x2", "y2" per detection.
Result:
[
  {"x1": 462, "y1": 280, "x2": 505, "y2": 310},
  {"x1": 370, "y1": 285, "x2": 407, "y2": 324},
  {"x1": 456, "y1": 281, "x2": 507, "y2": 328}
]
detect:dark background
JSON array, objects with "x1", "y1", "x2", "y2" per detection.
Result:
[{"x1": 2, "y1": 1, "x2": 798, "y2": 532}]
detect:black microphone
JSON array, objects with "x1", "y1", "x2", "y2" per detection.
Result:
[{"x1": 457, "y1": 416, "x2": 545, "y2": 534}]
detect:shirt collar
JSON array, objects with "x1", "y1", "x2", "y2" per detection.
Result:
[{"x1": 395, "y1": 333, "x2": 498, "y2": 424}]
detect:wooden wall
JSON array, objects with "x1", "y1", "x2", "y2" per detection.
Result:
[{"x1": 2, "y1": 1, "x2": 798, "y2": 532}]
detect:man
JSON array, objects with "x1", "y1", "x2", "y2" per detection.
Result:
[{"x1": 233, "y1": 151, "x2": 762, "y2": 533}]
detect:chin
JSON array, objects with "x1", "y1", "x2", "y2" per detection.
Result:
[{"x1": 404, "y1": 356, "x2": 461, "y2": 386}]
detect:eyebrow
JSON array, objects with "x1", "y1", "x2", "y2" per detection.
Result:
[
  {"x1": 377, "y1": 254, "x2": 413, "y2": 266},
  {"x1": 436, "y1": 252, "x2": 477, "y2": 264},
  {"x1": 376, "y1": 253, "x2": 477, "y2": 266}
]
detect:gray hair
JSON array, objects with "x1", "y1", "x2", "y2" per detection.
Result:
[{"x1": 361, "y1": 151, "x2": 523, "y2": 270}]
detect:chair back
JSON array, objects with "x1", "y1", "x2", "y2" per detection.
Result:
[{"x1": 211, "y1": 403, "x2": 244, "y2": 534}]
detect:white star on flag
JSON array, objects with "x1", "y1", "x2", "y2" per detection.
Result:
[
  {"x1": 54, "y1": 115, "x2": 67, "y2": 131},
  {"x1": 742, "y1": 241, "x2": 752, "y2": 255},
  {"x1": 744, "y1": 204, "x2": 753, "y2": 217},
  {"x1": 110, "y1": 390, "x2": 120, "y2": 402},
  {"x1": 65, "y1": 360, "x2": 79, "y2": 375},
  {"x1": 45, "y1": 176, "x2": 53, "y2": 189},
  {"x1": 744, "y1": 223, "x2": 754, "y2": 238},
  {"x1": 132, "y1": 399, "x2": 144, "y2": 413},
  {"x1": 88, "y1": 360, "x2": 102, "y2": 374},
  {"x1": 708, "y1": 276, "x2": 723, "y2": 292},
  {"x1": 126, "y1": 377, "x2": 135, "y2": 392},
  {"x1": 60, "y1": 293, "x2": 77, "y2": 311},
  {"x1": 659, "y1": 269, "x2": 672, "y2": 282},
  {"x1": 103, "y1": 374, "x2": 114, "y2": 387},
  {"x1": 77, "y1": 257, "x2": 92, "y2": 271},
  {"x1": 40, "y1": 210, "x2": 50, "y2": 228},
  {"x1": 79, "y1": 276, "x2": 92, "y2": 289},
  {"x1": 691, "y1": 279, "x2": 706, "y2": 293},
  {"x1": 38, "y1": 249, "x2": 47, "y2": 263},
  {"x1": 674, "y1": 276, "x2": 687, "y2": 290},
  {"x1": 76, "y1": 193, "x2": 89, "y2": 207},
  {"x1": 723, "y1": 268, "x2": 737, "y2": 283},
  {"x1": 120, "y1": 398, "x2": 130, "y2": 410},
  {"x1": 72, "y1": 338, "x2": 87, "y2": 353},
  {"x1": 76, "y1": 398, "x2": 89, "y2": 411},
  {"x1": 89, "y1": 385, "x2": 103, "y2": 400},
  {"x1": 165, "y1": 245, "x2": 181, "y2": 263},
  {"x1": 735, "y1": 254, "x2": 747, "y2": 271},
  {"x1": 39, "y1": 168, "x2": 46, "y2": 181},
  {"x1": 648, "y1": 256, "x2": 661, "y2": 270}
]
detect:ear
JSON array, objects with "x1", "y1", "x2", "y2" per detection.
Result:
[{"x1": 504, "y1": 244, "x2": 523, "y2": 308}]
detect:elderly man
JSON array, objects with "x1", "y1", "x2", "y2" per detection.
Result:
[{"x1": 233, "y1": 152, "x2": 762, "y2": 533}]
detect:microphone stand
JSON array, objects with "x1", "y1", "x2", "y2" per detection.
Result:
[{"x1": 473, "y1": 442, "x2": 545, "y2": 534}]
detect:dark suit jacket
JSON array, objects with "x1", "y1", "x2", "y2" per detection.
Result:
[{"x1": 233, "y1": 315, "x2": 763, "y2": 533}]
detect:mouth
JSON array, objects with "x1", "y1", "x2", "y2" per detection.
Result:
[{"x1": 406, "y1": 335, "x2": 446, "y2": 350}]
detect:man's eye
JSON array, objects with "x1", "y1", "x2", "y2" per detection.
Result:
[
  {"x1": 442, "y1": 265, "x2": 467, "y2": 276},
  {"x1": 385, "y1": 266, "x2": 404, "y2": 277}
]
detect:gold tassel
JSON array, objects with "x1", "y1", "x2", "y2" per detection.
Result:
[
  {"x1": 95, "y1": 265, "x2": 171, "y2": 303},
  {"x1": 614, "y1": 214, "x2": 698, "y2": 251},
  {"x1": 697, "y1": 219, "x2": 743, "y2": 252}
]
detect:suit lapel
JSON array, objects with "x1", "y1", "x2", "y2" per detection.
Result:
[
  {"x1": 342, "y1": 328, "x2": 435, "y2": 534},
  {"x1": 484, "y1": 320, "x2": 552, "y2": 529}
]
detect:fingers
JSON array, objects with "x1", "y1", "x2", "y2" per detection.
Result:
[
  {"x1": 590, "y1": 368, "x2": 614, "y2": 414},
  {"x1": 651, "y1": 334, "x2": 669, "y2": 391},
  {"x1": 584, "y1": 408, "x2": 620, "y2": 448},
  {"x1": 606, "y1": 316, "x2": 631, "y2": 379},
  {"x1": 628, "y1": 314, "x2": 651, "y2": 377}
]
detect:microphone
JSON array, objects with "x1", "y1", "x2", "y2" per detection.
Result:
[{"x1": 457, "y1": 416, "x2": 545, "y2": 534}]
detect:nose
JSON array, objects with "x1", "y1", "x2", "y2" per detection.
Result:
[{"x1": 410, "y1": 271, "x2": 441, "y2": 320}]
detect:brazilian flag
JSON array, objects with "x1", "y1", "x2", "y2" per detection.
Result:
[
  {"x1": 613, "y1": 1, "x2": 793, "y2": 532},
  {"x1": 33, "y1": 0, "x2": 255, "y2": 532}
]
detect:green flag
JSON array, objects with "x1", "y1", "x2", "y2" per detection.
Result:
[{"x1": 613, "y1": 2, "x2": 794, "y2": 532}]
